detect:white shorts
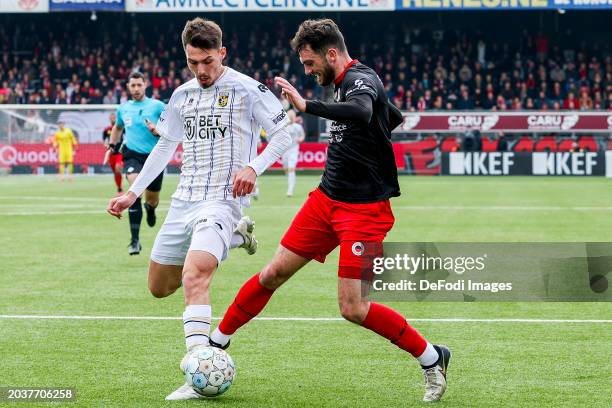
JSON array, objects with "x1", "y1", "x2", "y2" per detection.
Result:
[
  {"x1": 150, "y1": 199, "x2": 242, "y2": 266},
  {"x1": 282, "y1": 146, "x2": 299, "y2": 169}
]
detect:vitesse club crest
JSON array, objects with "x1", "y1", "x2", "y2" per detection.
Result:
[{"x1": 217, "y1": 92, "x2": 230, "y2": 107}]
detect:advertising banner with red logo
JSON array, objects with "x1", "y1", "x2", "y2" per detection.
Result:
[
  {"x1": 257, "y1": 142, "x2": 328, "y2": 169},
  {"x1": 0, "y1": 143, "x2": 328, "y2": 170},
  {"x1": 1, "y1": 0, "x2": 49, "y2": 12},
  {"x1": 395, "y1": 112, "x2": 612, "y2": 133},
  {"x1": 0, "y1": 144, "x2": 184, "y2": 168}
]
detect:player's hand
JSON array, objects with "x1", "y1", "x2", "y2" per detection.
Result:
[
  {"x1": 232, "y1": 166, "x2": 257, "y2": 198},
  {"x1": 103, "y1": 149, "x2": 111, "y2": 165},
  {"x1": 274, "y1": 76, "x2": 306, "y2": 112},
  {"x1": 107, "y1": 191, "x2": 137, "y2": 219},
  {"x1": 145, "y1": 118, "x2": 159, "y2": 137}
]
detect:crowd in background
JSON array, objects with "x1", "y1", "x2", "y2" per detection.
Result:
[{"x1": 0, "y1": 13, "x2": 611, "y2": 111}]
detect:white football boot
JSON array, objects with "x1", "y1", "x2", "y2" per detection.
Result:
[
  {"x1": 234, "y1": 216, "x2": 258, "y2": 255},
  {"x1": 165, "y1": 348, "x2": 205, "y2": 400},
  {"x1": 422, "y1": 345, "x2": 451, "y2": 402}
]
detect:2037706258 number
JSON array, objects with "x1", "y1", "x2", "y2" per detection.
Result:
[{"x1": 0, "y1": 387, "x2": 76, "y2": 402}]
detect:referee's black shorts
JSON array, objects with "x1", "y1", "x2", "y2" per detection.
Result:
[{"x1": 122, "y1": 146, "x2": 164, "y2": 193}]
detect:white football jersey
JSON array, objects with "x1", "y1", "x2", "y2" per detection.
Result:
[{"x1": 156, "y1": 67, "x2": 290, "y2": 202}]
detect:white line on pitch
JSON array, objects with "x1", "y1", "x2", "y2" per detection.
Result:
[
  {"x1": 0, "y1": 208, "x2": 170, "y2": 216},
  {"x1": 0, "y1": 315, "x2": 609, "y2": 323},
  {"x1": 3, "y1": 206, "x2": 612, "y2": 216},
  {"x1": 0, "y1": 196, "x2": 106, "y2": 202}
]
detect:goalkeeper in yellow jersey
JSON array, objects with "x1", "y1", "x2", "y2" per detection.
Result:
[{"x1": 53, "y1": 121, "x2": 78, "y2": 182}]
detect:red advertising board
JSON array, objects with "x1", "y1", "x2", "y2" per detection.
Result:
[{"x1": 396, "y1": 112, "x2": 612, "y2": 133}]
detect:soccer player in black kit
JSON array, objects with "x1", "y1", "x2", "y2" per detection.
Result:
[{"x1": 209, "y1": 19, "x2": 451, "y2": 402}]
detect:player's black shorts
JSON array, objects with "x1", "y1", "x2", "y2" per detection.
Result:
[{"x1": 122, "y1": 146, "x2": 164, "y2": 193}]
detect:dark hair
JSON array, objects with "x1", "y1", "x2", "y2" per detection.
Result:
[
  {"x1": 128, "y1": 71, "x2": 145, "y2": 82},
  {"x1": 290, "y1": 19, "x2": 346, "y2": 55},
  {"x1": 182, "y1": 18, "x2": 222, "y2": 50}
]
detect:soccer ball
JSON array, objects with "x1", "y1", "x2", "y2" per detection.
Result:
[{"x1": 182, "y1": 345, "x2": 236, "y2": 397}]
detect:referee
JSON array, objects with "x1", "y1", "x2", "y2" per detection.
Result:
[{"x1": 104, "y1": 71, "x2": 166, "y2": 255}]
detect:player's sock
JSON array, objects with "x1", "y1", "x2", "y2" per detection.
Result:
[
  {"x1": 67, "y1": 163, "x2": 73, "y2": 176},
  {"x1": 143, "y1": 202, "x2": 157, "y2": 227},
  {"x1": 114, "y1": 172, "x2": 123, "y2": 192},
  {"x1": 212, "y1": 273, "x2": 274, "y2": 343},
  {"x1": 128, "y1": 197, "x2": 142, "y2": 241},
  {"x1": 287, "y1": 171, "x2": 296, "y2": 196},
  {"x1": 59, "y1": 163, "x2": 65, "y2": 177},
  {"x1": 183, "y1": 304, "x2": 212, "y2": 350},
  {"x1": 417, "y1": 342, "x2": 440, "y2": 368},
  {"x1": 230, "y1": 233, "x2": 245, "y2": 248},
  {"x1": 361, "y1": 302, "x2": 428, "y2": 358}
]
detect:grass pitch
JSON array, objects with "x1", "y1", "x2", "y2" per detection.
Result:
[{"x1": 1, "y1": 174, "x2": 611, "y2": 407}]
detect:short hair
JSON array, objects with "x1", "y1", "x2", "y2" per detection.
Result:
[
  {"x1": 290, "y1": 19, "x2": 347, "y2": 55},
  {"x1": 182, "y1": 18, "x2": 223, "y2": 50},
  {"x1": 128, "y1": 71, "x2": 145, "y2": 82}
]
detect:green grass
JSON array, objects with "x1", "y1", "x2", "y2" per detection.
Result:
[{"x1": 1, "y1": 174, "x2": 611, "y2": 407}]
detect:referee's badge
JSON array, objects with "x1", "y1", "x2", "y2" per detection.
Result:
[{"x1": 217, "y1": 92, "x2": 229, "y2": 107}]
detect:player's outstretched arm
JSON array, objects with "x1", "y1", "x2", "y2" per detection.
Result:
[{"x1": 305, "y1": 93, "x2": 374, "y2": 124}]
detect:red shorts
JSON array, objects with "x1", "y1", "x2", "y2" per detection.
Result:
[
  {"x1": 108, "y1": 153, "x2": 124, "y2": 171},
  {"x1": 281, "y1": 188, "x2": 394, "y2": 279}
]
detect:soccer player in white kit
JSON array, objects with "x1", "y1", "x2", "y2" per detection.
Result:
[
  {"x1": 106, "y1": 18, "x2": 292, "y2": 400},
  {"x1": 282, "y1": 110, "x2": 305, "y2": 197}
]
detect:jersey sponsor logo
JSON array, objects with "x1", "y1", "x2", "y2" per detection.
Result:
[
  {"x1": 183, "y1": 114, "x2": 228, "y2": 140},
  {"x1": 346, "y1": 78, "x2": 373, "y2": 96},
  {"x1": 184, "y1": 115, "x2": 196, "y2": 139},
  {"x1": 352, "y1": 242, "x2": 364, "y2": 256},
  {"x1": 217, "y1": 92, "x2": 229, "y2": 107},
  {"x1": 272, "y1": 110, "x2": 286, "y2": 125},
  {"x1": 258, "y1": 84, "x2": 269, "y2": 93},
  {"x1": 329, "y1": 122, "x2": 347, "y2": 143}
]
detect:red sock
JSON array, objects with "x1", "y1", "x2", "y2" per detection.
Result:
[
  {"x1": 114, "y1": 172, "x2": 123, "y2": 191},
  {"x1": 361, "y1": 302, "x2": 427, "y2": 357},
  {"x1": 218, "y1": 273, "x2": 275, "y2": 335}
]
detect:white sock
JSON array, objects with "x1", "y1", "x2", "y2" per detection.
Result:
[
  {"x1": 287, "y1": 172, "x2": 296, "y2": 195},
  {"x1": 416, "y1": 342, "x2": 439, "y2": 367},
  {"x1": 183, "y1": 304, "x2": 212, "y2": 350},
  {"x1": 230, "y1": 232, "x2": 245, "y2": 248},
  {"x1": 210, "y1": 327, "x2": 232, "y2": 347}
]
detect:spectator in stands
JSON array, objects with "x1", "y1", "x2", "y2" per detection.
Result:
[{"x1": 563, "y1": 91, "x2": 579, "y2": 110}]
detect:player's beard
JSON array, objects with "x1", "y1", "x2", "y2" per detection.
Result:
[
  {"x1": 131, "y1": 92, "x2": 144, "y2": 101},
  {"x1": 316, "y1": 63, "x2": 336, "y2": 87}
]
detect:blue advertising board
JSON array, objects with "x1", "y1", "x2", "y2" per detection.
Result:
[{"x1": 50, "y1": 0, "x2": 125, "y2": 11}]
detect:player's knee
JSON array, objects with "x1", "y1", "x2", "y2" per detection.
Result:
[
  {"x1": 146, "y1": 198, "x2": 159, "y2": 208},
  {"x1": 148, "y1": 282, "x2": 175, "y2": 298},
  {"x1": 338, "y1": 300, "x2": 368, "y2": 324}
]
